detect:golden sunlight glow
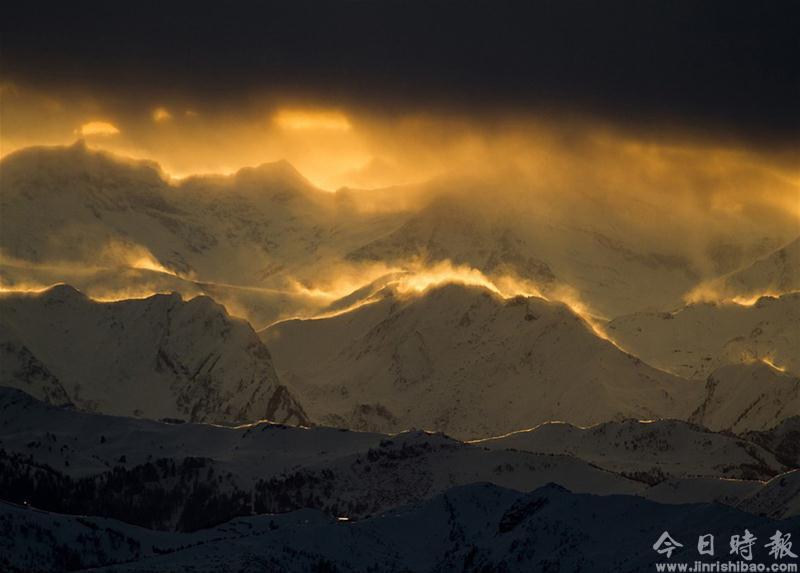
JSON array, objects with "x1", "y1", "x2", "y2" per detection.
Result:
[
  {"x1": 393, "y1": 262, "x2": 508, "y2": 297},
  {"x1": 0, "y1": 281, "x2": 55, "y2": 295},
  {"x1": 0, "y1": 281, "x2": 176, "y2": 303},
  {"x1": 761, "y1": 356, "x2": 787, "y2": 372},
  {"x1": 152, "y1": 107, "x2": 173, "y2": 122},
  {"x1": 729, "y1": 294, "x2": 781, "y2": 306},
  {"x1": 5, "y1": 81, "x2": 800, "y2": 195},
  {"x1": 78, "y1": 121, "x2": 120, "y2": 136},
  {"x1": 684, "y1": 283, "x2": 786, "y2": 307},
  {"x1": 98, "y1": 241, "x2": 188, "y2": 278},
  {"x1": 273, "y1": 108, "x2": 352, "y2": 131},
  {"x1": 284, "y1": 260, "x2": 608, "y2": 329},
  {"x1": 128, "y1": 256, "x2": 175, "y2": 275},
  {"x1": 88, "y1": 288, "x2": 178, "y2": 303}
]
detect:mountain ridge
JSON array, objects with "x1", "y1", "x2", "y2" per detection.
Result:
[
  {"x1": 0, "y1": 284, "x2": 307, "y2": 425},
  {"x1": 263, "y1": 281, "x2": 700, "y2": 438}
]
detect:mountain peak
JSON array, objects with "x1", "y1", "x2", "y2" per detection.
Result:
[
  {"x1": 0, "y1": 286, "x2": 307, "y2": 425},
  {"x1": 39, "y1": 283, "x2": 88, "y2": 303},
  {"x1": 233, "y1": 159, "x2": 314, "y2": 190},
  {"x1": 1, "y1": 142, "x2": 166, "y2": 186}
]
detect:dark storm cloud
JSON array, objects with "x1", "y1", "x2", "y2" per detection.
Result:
[{"x1": 2, "y1": 0, "x2": 798, "y2": 145}]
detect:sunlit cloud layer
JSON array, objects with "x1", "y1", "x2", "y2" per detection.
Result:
[{"x1": 1, "y1": 83, "x2": 798, "y2": 226}]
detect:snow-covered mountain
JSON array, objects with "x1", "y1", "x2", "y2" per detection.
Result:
[
  {"x1": 262, "y1": 282, "x2": 700, "y2": 438},
  {"x1": 690, "y1": 362, "x2": 800, "y2": 433},
  {"x1": 0, "y1": 143, "x2": 403, "y2": 327},
  {"x1": 344, "y1": 194, "x2": 709, "y2": 318},
  {"x1": 2, "y1": 142, "x2": 791, "y2": 324},
  {"x1": 346, "y1": 197, "x2": 559, "y2": 289},
  {"x1": 0, "y1": 143, "x2": 336, "y2": 280},
  {"x1": 473, "y1": 418, "x2": 785, "y2": 482},
  {"x1": 0, "y1": 285, "x2": 307, "y2": 424},
  {"x1": 4, "y1": 482, "x2": 799, "y2": 573},
  {"x1": 606, "y1": 292, "x2": 800, "y2": 379}
]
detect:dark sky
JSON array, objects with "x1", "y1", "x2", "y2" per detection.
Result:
[{"x1": 3, "y1": 0, "x2": 798, "y2": 145}]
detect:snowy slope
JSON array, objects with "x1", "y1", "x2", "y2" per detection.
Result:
[
  {"x1": 262, "y1": 282, "x2": 700, "y2": 439},
  {"x1": 4, "y1": 483, "x2": 799, "y2": 573},
  {"x1": 690, "y1": 362, "x2": 800, "y2": 433},
  {"x1": 345, "y1": 194, "x2": 709, "y2": 318},
  {"x1": 0, "y1": 327, "x2": 71, "y2": 407},
  {"x1": 473, "y1": 418, "x2": 785, "y2": 482},
  {"x1": 700, "y1": 236, "x2": 800, "y2": 301},
  {"x1": 346, "y1": 196, "x2": 559, "y2": 288},
  {"x1": 640, "y1": 472, "x2": 800, "y2": 519},
  {"x1": 737, "y1": 470, "x2": 800, "y2": 519},
  {"x1": 642, "y1": 477, "x2": 764, "y2": 507},
  {"x1": 606, "y1": 293, "x2": 800, "y2": 379},
  {"x1": 0, "y1": 498, "x2": 329, "y2": 573},
  {"x1": 0, "y1": 285, "x2": 307, "y2": 424}
]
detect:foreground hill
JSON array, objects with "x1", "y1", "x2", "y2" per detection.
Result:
[
  {"x1": 0, "y1": 386, "x2": 644, "y2": 532},
  {"x1": 743, "y1": 416, "x2": 800, "y2": 468},
  {"x1": 0, "y1": 285, "x2": 307, "y2": 425},
  {"x1": 2, "y1": 387, "x2": 796, "y2": 541},
  {"x1": 473, "y1": 418, "x2": 785, "y2": 483},
  {"x1": 3, "y1": 483, "x2": 799, "y2": 573},
  {"x1": 262, "y1": 283, "x2": 699, "y2": 439},
  {"x1": 606, "y1": 292, "x2": 800, "y2": 379}
]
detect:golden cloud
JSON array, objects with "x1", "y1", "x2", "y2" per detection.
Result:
[
  {"x1": 78, "y1": 121, "x2": 120, "y2": 136},
  {"x1": 152, "y1": 107, "x2": 173, "y2": 122},
  {"x1": 273, "y1": 108, "x2": 352, "y2": 131}
]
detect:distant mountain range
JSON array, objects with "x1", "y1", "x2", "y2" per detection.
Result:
[
  {"x1": 3, "y1": 143, "x2": 794, "y2": 324},
  {"x1": 2, "y1": 281, "x2": 796, "y2": 439}
]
